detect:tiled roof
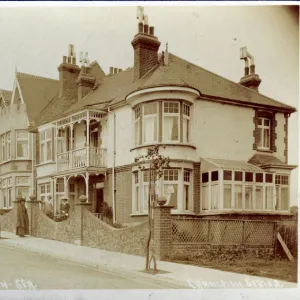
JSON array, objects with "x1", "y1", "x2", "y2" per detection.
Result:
[
  {"x1": 248, "y1": 154, "x2": 286, "y2": 167},
  {"x1": 34, "y1": 51, "x2": 296, "y2": 127},
  {"x1": 203, "y1": 157, "x2": 264, "y2": 172},
  {"x1": 16, "y1": 72, "x2": 59, "y2": 122},
  {"x1": 0, "y1": 89, "x2": 12, "y2": 105}
]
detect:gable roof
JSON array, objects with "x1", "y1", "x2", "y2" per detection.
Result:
[
  {"x1": 0, "y1": 89, "x2": 12, "y2": 106},
  {"x1": 248, "y1": 154, "x2": 286, "y2": 167},
  {"x1": 16, "y1": 72, "x2": 59, "y2": 123}
]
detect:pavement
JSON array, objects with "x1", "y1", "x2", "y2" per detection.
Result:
[{"x1": 0, "y1": 231, "x2": 298, "y2": 289}]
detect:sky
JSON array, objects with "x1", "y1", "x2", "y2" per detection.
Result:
[{"x1": 0, "y1": 4, "x2": 299, "y2": 205}]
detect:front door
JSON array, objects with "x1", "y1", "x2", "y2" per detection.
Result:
[{"x1": 95, "y1": 189, "x2": 104, "y2": 213}]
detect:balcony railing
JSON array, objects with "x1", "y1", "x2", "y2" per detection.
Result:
[{"x1": 57, "y1": 147, "x2": 107, "y2": 172}]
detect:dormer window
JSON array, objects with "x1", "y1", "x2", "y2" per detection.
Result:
[{"x1": 257, "y1": 117, "x2": 270, "y2": 149}]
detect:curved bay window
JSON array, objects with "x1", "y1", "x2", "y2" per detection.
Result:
[{"x1": 133, "y1": 101, "x2": 192, "y2": 147}]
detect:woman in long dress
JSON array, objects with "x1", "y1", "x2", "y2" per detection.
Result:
[{"x1": 16, "y1": 198, "x2": 29, "y2": 237}]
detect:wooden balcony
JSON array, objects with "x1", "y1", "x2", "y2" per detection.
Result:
[{"x1": 57, "y1": 147, "x2": 107, "y2": 172}]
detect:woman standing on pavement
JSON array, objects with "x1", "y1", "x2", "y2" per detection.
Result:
[{"x1": 16, "y1": 198, "x2": 29, "y2": 237}]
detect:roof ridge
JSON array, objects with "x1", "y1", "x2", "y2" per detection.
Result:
[
  {"x1": 16, "y1": 72, "x2": 58, "y2": 82},
  {"x1": 0, "y1": 89, "x2": 12, "y2": 93},
  {"x1": 169, "y1": 53, "x2": 295, "y2": 110}
]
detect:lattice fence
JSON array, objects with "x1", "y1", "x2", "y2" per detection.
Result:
[{"x1": 172, "y1": 217, "x2": 276, "y2": 246}]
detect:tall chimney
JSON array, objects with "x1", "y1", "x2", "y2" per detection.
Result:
[
  {"x1": 58, "y1": 44, "x2": 80, "y2": 98},
  {"x1": 132, "y1": 7, "x2": 161, "y2": 81},
  {"x1": 239, "y1": 46, "x2": 261, "y2": 92}
]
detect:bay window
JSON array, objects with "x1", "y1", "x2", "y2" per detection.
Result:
[
  {"x1": 6, "y1": 133, "x2": 11, "y2": 160},
  {"x1": 1, "y1": 134, "x2": 5, "y2": 162},
  {"x1": 16, "y1": 130, "x2": 29, "y2": 159},
  {"x1": 1, "y1": 132, "x2": 11, "y2": 162},
  {"x1": 133, "y1": 101, "x2": 191, "y2": 147},
  {"x1": 163, "y1": 102, "x2": 179, "y2": 142},
  {"x1": 40, "y1": 129, "x2": 52, "y2": 162},
  {"x1": 16, "y1": 176, "x2": 30, "y2": 200},
  {"x1": 132, "y1": 168, "x2": 193, "y2": 214},
  {"x1": 143, "y1": 102, "x2": 158, "y2": 143}
]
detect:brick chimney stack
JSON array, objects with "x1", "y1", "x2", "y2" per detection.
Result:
[
  {"x1": 239, "y1": 46, "x2": 261, "y2": 92},
  {"x1": 58, "y1": 44, "x2": 80, "y2": 98},
  {"x1": 131, "y1": 7, "x2": 161, "y2": 81}
]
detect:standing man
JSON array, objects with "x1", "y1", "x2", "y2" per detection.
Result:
[
  {"x1": 43, "y1": 195, "x2": 54, "y2": 218},
  {"x1": 16, "y1": 198, "x2": 29, "y2": 237}
]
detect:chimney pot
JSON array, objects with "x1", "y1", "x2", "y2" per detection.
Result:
[
  {"x1": 149, "y1": 26, "x2": 154, "y2": 35},
  {"x1": 138, "y1": 22, "x2": 143, "y2": 33},
  {"x1": 110, "y1": 67, "x2": 114, "y2": 75},
  {"x1": 72, "y1": 57, "x2": 76, "y2": 65},
  {"x1": 67, "y1": 56, "x2": 72, "y2": 64},
  {"x1": 114, "y1": 68, "x2": 118, "y2": 74},
  {"x1": 118, "y1": 69, "x2": 122, "y2": 73},
  {"x1": 144, "y1": 24, "x2": 149, "y2": 35},
  {"x1": 63, "y1": 56, "x2": 67, "y2": 64},
  {"x1": 250, "y1": 65, "x2": 255, "y2": 74}
]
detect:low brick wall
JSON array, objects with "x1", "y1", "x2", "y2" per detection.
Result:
[
  {"x1": 0, "y1": 206, "x2": 17, "y2": 233},
  {"x1": 32, "y1": 205, "x2": 77, "y2": 244},
  {"x1": 82, "y1": 210, "x2": 149, "y2": 256}
]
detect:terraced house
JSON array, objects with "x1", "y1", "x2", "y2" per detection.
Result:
[
  {"x1": 0, "y1": 74, "x2": 57, "y2": 210},
  {"x1": 2, "y1": 10, "x2": 296, "y2": 224}
]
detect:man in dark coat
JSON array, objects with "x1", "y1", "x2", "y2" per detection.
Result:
[{"x1": 16, "y1": 198, "x2": 29, "y2": 237}]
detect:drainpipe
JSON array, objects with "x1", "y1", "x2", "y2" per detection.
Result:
[{"x1": 107, "y1": 106, "x2": 116, "y2": 224}]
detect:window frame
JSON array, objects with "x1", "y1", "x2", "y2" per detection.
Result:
[
  {"x1": 16, "y1": 130, "x2": 29, "y2": 159},
  {"x1": 40, "y1": 129, "x2": 52, "y2": 163},
  {"x1": 163, "y1": 101, "x2": 180, "y2": 143},
  {"x1": 257, "y1": 117, "x2": 271, "y2": 150},
  {"x1": 142, "y1": 102, "x2": 158, "y2": 144}
]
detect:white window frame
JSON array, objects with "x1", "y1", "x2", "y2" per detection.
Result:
[
  {"x1": 134, "y1": 107, "x2": 141, "y2": 147},
  {"x1": 1, "y1": 177, "x2": 12, "y2": 209},
  {"x1": 39, "y1": 183, "x2": 51, "y2": 202},
  {"x1": 40, "y1": 129, "x2": 52, "y2": 163},
  {"x1": 163, "y1": 101, "x2": 180, "y2": 143},
  {"x1": 163, "y1": 169, "x2": 179, "y2": 209},
  {"x1": 6, "y1": 132, "x2": 11, "y2": 160},
  {"x1": 183, "y1": 103, "x2": 190, "y2": 143},
  {"x1": 257, "y1": 117, "x2": 271, "y2": 150},
  {"x1": 183, "y1": 170, "x2": 192, "y2": 211},
  {"x1": 16, "y1": 130, "x2": 29, "y2": 159},
  {"x1": 1, "y1": 134, "x2": 5, "y2": 162},
  {"x1": 15, "y1": 176, "x2": 30, "y2": 201},
  {"x1": 142, "y1": 102, "x2": 158, "y2": 144}
]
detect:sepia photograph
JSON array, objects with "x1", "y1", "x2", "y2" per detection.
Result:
[{"x1": 0, "y1": 3, "x2": 298, "y2": 299}]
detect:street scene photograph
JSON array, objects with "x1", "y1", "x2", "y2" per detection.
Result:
[{"x1": 0, "y1": 3, "x2": 298, "y2": 296}]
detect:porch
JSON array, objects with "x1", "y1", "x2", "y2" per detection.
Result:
[{"x1": 55, "y1": 109, "x2": 108, "y2": 172}]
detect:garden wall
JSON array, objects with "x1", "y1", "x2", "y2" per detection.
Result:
[
  {"x1": 0, "y1": 206, "x2": 17, "y2": 233},
  {"x1": 82, "y1": 209, "x2": 149, "y2": 256}
]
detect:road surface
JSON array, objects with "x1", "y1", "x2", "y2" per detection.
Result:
[{"x1": 0, "y1": 245, "x2": 167, "y2": 289}]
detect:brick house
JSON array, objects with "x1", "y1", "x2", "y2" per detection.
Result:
[
  {"x1": 24, "y1": 10, "x2": 297, "y2": 224},
  {"x1": 0, "y1": 73, "x2": 58, "y2": 210}
]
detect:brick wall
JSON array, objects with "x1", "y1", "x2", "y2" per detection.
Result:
[{"x1": 0, "y1": 205, "x2": 17, "y2": 233}]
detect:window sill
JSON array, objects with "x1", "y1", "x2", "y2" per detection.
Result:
[
  {"x1": 130, "y1": 143, "x2": 196, "y2": 152},
  {"x1": 256, "y1": 148, "x2": 273, "y2": 153},
  {"x1": 130, "y1": 212, "x2": 148, "y2": 217},
  {"x1": 171, "y1": 210, "x2": 196, "y2": 216}
]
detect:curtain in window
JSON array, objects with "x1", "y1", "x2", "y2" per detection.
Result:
[
  {"x1": 183, "y1": 184, "x2": 189, "y2": 210},
  {"x1": 245, "y1": 186, "x2": 253, "y2": 209},
  {"x1": 164, "y1": 116, "x2": 178, "y2": 141},
  {"x1": 144, "y1": 117, "x2": 157, "y2": 143},
  {"x1": 255, "y1": 186, "x2": 263, "y2": 209},
  {"x1": 211, "y1": 184, "x2": 219, "y2": 210},
  {"x1": 223, "y1": 184, "x2": 232, "y2": 208},
  {"x1": 280, "y1": 187, "x2": 289, "y2": 211},
  {"x1": 183, "y1": 118, "x2": 189, "y2": 143},
  {"x1": 265, "y1": 186, "x2": 273, "y2": 210},
  {"x1": 47, "y1": 141, "x2": 52, "y2": 161},
  {"x1": 264, "y1": 129, "x2": 270, "y2": 148},
  {"x1": 234, "y1": 185, "x2": 243, "y2": 209}
]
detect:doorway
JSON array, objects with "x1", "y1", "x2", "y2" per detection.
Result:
[{"x1": 95, "y1": 188, "x2": 104, "y2": 214}]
